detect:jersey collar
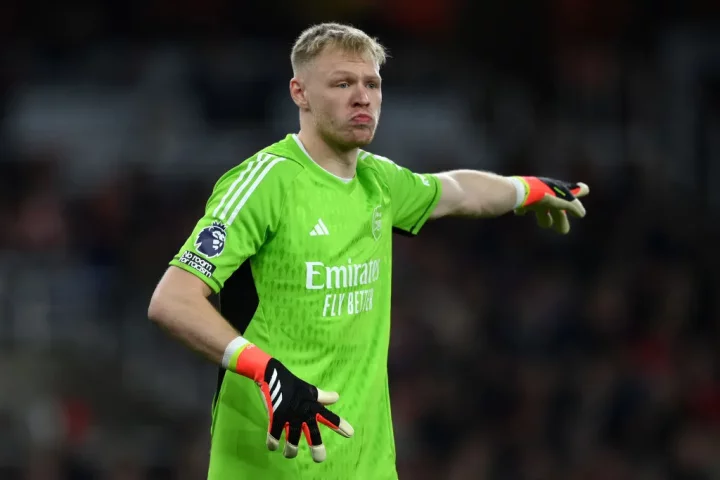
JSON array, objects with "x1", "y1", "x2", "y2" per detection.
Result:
[{"x1": 288, "y1": 134, "x2": 359, "y2": 191}]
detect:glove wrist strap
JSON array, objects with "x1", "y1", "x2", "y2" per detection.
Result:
[
  {"x1": 509, "y1": 176, "x2": 529, "y2": 209},
  {"x1": 222, "y1": 336, "x2": 271, "y2": 382},
  {"x1": 513, "y1": 176, "x2": 554, "y2": 208}
]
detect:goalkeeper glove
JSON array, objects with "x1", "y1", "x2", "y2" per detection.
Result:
[
  {"x1": 224, "y1": 338, "x2": 354, "y2": 463},
  {"x1": 511, "y1": 176, "x2": 590, "y2": 234}
]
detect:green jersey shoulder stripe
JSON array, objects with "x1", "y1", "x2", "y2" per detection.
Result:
[
  {"x1": 212, "y1": 153, "x2": 286, "y2": 225},
  {"x1": 212, "y1": 153, "x2": 266, "y2": 219},
  {"x1": 360, "y1": 151, "x2": 402, "y2": 170},
  {"x1": 358, "y1": 150, "x2": 372, "y2": 162},
  {"x1": 226, "y1": 155, "x2": 286, "y2": 225}
]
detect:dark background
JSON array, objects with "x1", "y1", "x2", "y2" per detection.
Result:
[{"x1": 1, "y1": 1, "x2": 719, "y2": 478}]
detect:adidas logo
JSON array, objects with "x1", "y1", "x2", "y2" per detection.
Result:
[
  {"x1": 309, "y1": 218, "x2": 330, "y2": 236},
  {"x1": 269, "y1": 368, "x2": 283, "y2": 411}
]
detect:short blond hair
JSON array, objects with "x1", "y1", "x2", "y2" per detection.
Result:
[{"x1": 291, "y1": 23, "x2": 388, "y2": 74}]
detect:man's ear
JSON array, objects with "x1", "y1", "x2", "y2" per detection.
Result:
[{"x1": 290, "y1": 77, "x2": 308, "y2": 109}]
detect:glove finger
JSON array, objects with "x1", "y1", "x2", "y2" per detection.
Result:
[
  {"x1": 309, "y1": 444, "x2": 327, "y2": 463},
  {"x1": 316, "y1": 388, "x2": 339, "y2": 406},
  {"x1": 317, "y1": 408, "x2": 355, "y2": 438},
  {"x1": 543, "y1": 195, "x2": 586, "y2": 218},
  {"x1": 535, "y1": 209, "x2": 553, "y2": 229},
  {"x1": 266, "y1": 432, "x2": 281, "y2": 452},
  {"x1": 567, "y1": 198, "x2": 586, "y2": 217},
  {"x1": 301, "y1": 421, "x2": 327, "y2": 463},
  {"x1": 268, "y1": 418, "x2": 285, "y2": 452},
  {"x1": 283, "y1": 424, "x2": 302, "y2": 459},
  {"x1": 570, "y1": 182, "x2": 590, "y2": 198},
  {"x1": 558, "y1": 198, "x2": 586, "y2": 218},
  {"x1": 550, "y1": 209, "x2": 570, "y2": 234}
]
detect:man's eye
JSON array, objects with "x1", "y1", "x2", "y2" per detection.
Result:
[
  {"x1": 367, "y1": 82, "x2": 378, "y2": 89},
  {"x1": 338, "y1": 82, "x2": 349, "y2": 88}
]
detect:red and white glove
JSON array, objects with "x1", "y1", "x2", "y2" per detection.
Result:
[
  {"x1": 225, "y1": 339, "x2": 354, "y2": 463},
  {"x1": 511, "y1": 176, "x2": 590, "y2": 234}
]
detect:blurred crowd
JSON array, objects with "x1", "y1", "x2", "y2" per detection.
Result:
[
  {"x1": 1, "y1": 0, "x2": 720, "y2": 479},
  {"x1": 392, "y1": 161, "x2": 719, "y2": 480},
  {"x1": 2, "y1": 137, "x2": 719, "y2": 480}
]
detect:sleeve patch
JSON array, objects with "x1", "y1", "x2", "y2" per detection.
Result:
[
  {"x1": 178, "y1": 251, "x2": 217, "y2": 278},
  {"x1": 194, "y1": 221, "x2": 227, "y2": 258}
]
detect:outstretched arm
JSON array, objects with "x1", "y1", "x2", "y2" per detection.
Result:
[{"x1": 431, "y1": 170, "x2": 589, "y2": 234}]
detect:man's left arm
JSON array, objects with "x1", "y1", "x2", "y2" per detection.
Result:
[{"x1": 431, "y1": 170, "x2": 590, "y2": 234}]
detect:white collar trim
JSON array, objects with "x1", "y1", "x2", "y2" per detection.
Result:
[{"x1": 292, "y1": 134, "x2": 354, "y2": 183}]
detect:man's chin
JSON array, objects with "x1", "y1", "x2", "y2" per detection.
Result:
[
  {"x1": 347, "y1": 128, "x2": 375, "y2": 147},
  {"x1": 323, "y1": 127, "x2": 376, "y2": 150}
]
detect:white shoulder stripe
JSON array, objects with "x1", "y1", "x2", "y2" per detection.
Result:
[
  {"x1": 218, "y1": 153, "x2": 274, "y2": 221},
  {"x1": 213, "y1": 154, "x2": 264, "y2": 218},
  {"x1": 226, "y1": 156, "x2": 286, "y2": 225},
  {"x1": 370, "y1": 153, "x2": 402, "y2": 170},
  {"x1": 358, "y1": 151, "x2": 371, "y2": 161}
]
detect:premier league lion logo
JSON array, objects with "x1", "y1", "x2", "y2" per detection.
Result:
[{"x1": 195, "y1": 221, "x2": 227, "y2": 258}]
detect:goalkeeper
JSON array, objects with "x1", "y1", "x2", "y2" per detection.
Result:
[{"x1": 148, "y1": 22, "x2": 589, "y2": 480}]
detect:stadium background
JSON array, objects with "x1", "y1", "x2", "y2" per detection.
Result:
[{"x1": 1, "y1": 0, "x2": 719, "y2": 478}]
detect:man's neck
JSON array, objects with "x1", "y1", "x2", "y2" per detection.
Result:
[{"x1": 296, "y1": 129, "x2": 358, "y2": 180}]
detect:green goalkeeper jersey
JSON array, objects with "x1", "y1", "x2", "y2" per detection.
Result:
[{"x1": 169, "y1": 134, "x2": 441, "y2": 479}]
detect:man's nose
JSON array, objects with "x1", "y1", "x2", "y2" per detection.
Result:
[{"x1": 352, "y1": 86, "x2": 370, "y2": 105}]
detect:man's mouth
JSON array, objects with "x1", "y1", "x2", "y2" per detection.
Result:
[{"x1": 351, "y1": 114, "x2": 373, "y2": 124}]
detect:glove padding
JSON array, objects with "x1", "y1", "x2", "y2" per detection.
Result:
[
  {"x1": 514, "y1": 177, "x2": 590, "y2": 234},
  {"x1": 257, "y1": 358, "x2": 354, "y2": 463}
]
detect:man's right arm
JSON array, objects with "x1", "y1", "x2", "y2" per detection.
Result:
[
  {"x1": 148, "y1": 153, "x2": 290, "y2": 363},
  {"x1": 148, "y1": 265, "x2": 237, "y2": 365},
  {"x1": 147, "y1": 154, "x2": 353, "y2": 461},
  {"x1": 148, "y1": 264, "x2": 353, "y2": 463}
]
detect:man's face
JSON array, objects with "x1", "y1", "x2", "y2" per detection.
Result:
[{"x1": 295, "y1": 47, "x2": 382, "y2": 150}]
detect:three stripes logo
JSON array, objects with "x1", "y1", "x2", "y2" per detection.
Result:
[
  {"x1": 310, "y1": 218, "x2": 330, "y2": 236},
  {"x1": 213, "y1": 153, "x2": 285, "y2": 225},
  {"x1": 269, "y1": 368, "x2": 283, "y2": 412}
]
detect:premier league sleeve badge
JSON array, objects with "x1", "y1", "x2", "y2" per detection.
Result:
[{"x1": 195, "y1": 221, "x2": 227, "y2": 258}]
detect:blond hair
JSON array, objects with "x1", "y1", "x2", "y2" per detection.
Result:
[{"x1": 291, "y1": 23, "x2": 388, "y2": 74}]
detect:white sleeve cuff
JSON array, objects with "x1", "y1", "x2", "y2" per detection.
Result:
[
  {"x1": 222, "y1": 336, "x2": 250, "y2": 369},
  {"x1": 508, "y1": 177, "x2": 527, "y2": 210}
]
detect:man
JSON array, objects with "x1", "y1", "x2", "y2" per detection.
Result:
[{"x1": 148, "y1": 22, "x2": 589, "y2": 480}]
